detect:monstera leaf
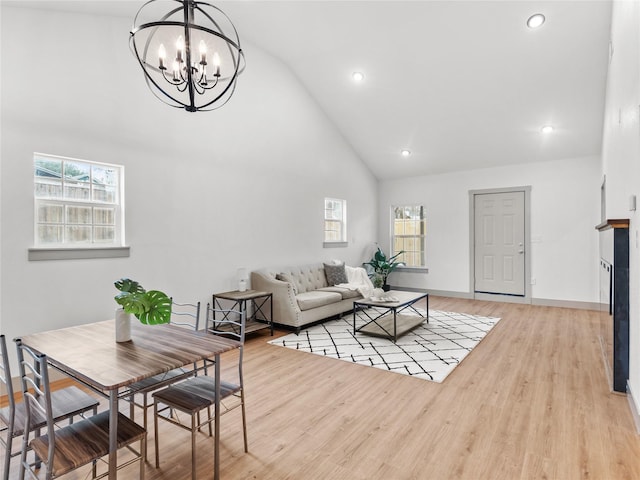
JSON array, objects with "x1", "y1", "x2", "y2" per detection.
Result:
[
  {"x1": 114, "y1": 290, "x2": 150, "y2": 316},
  {"x1": 134, "y1": 290, "x2": 172, "y2": 325},
  {"x1": 114, "y1": 278, "x2": 172, "y2": 325},
  {"x1": 114, "y1": 278, "x2": 144, "y2": 294}
]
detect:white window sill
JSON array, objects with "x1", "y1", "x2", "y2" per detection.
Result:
[
  {"x1": 28, "y1": 246, "x2": 130, "y2": 261},
  {"x1": 395, "y1": 266, "x2": 429, "y2": 274},
  {"x1": 323, "y1": 241, "x2": 348, "y2": 248}
]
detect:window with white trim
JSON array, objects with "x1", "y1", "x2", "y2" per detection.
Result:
[
  {"x1": 324, "y1": 198, "x2": 347, "y2": 244},
  {"x1": 34, "y1": 153, "x2": 124, "y2": 247},
  {"x1": 391, "y1": 205, "x2": 426, "y2": 267}
]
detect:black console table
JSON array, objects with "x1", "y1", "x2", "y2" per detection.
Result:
[
  {"x1": 596, "y1": 219, "x2": 629, "y2": 393},
  {"x1": 211, "y1": 290, "x2": 273, "y2": 336}
]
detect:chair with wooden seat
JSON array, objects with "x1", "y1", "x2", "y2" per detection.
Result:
[
  {"x1": 127, "y1": 300, "x2": 201, "y2": 456},
  {"x1": 0, "y1": 334, "x2": 100, "y2": 480},
  {"x1": 152, "y1": 305, "x2": 247, "y2": 480},
  {"x1": 15, "y1": 338, "x2": 147, "y2": 480}
]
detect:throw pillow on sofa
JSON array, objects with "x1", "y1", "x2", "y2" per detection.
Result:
[
  {"x1": 276, "y1": 273, "x2": 299, "y2": 294},
  {"x1": 324, "y1": 262, "x2": 348, "y2": 286}
]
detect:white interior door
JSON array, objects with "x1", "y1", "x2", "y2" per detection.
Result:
[{"x1": 474, "y1": 191, "x2": 525, "y2": 296}]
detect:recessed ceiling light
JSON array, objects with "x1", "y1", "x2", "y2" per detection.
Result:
[
  {"x1": 401, "y1": 149, "x2": 411, "y2": 157},
  {"x1": 352, "y1": 71, "x2": 365, "y2": 82},
  {"x1": 527, "y1": 13, "x2": 546, "y2": 29},
  {"x1": 541, "y1": 125, "x2": 554, "y2": 134}
]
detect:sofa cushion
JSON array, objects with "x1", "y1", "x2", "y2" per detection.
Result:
[
  {"x1": 276, "y1": 272, "x2": 299, "y2": 294},
  {"x1": 296, "y1": 291, "x2": 342, "y2": 311},
  {"x1": 317, "y1": 286, "x2": 361, "y2": 300},
  {"x1": 324, "y1": 262, "x2": 348, "y2": 286}
]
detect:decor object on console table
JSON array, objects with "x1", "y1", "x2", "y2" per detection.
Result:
[
  {"x1": 211, "y1": 290, "x2": 273, "y2": 336},
  {"x1": 364, "y1": 247, "x2": 405, "y2": 291},
  {"x1": 237, "y1": 267, "x2": 248, "y2": 292},
  {"x1": 129, "y1": 0, "x2": 245, "y2": 112},
  {"x1": 114, "y1": 278, "x2": 172, "y2": 342}
]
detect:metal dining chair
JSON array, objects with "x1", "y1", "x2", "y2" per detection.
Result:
[
  {"x1": 14, "y1": 338, "x2": 147, "y2": 480},
  {"x1": 127, "y1": 300, "x2": 201, "y2": 457},
  {"x1": 152, "y1": 304, "x2": 248, "y2": 480},
  {"x1": 0, "y1": 334, "x2": 99, "y2": 480}
]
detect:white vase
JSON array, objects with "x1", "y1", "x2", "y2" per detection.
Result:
[{"x1": 115, "y1": 308, "x2": 132, "y2": 343}]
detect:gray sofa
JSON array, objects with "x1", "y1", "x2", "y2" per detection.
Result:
[{"x1": 251, "y1": 262, "x2": 373, "y2": 332}]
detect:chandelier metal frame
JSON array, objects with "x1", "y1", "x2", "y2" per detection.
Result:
[{"x1": 130, "y1": 0, "x2": 245, "y2": 112}]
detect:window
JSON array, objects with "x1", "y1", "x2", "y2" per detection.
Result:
[
  {"x1": 33, "y1": 153, "x2": 124, "y2": 248},
  {"x1": 324, "y1": 198, "x2": 347, "y2": 245},
  {"x1": 391, "y1": 205, "x2": 426, "y2": 267}
]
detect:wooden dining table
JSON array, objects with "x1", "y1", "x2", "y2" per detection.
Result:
[{"x1": 18, "y1": 319, "x2": 241, "y2": 480}]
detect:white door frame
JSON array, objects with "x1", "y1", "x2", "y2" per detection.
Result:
[{"x1": 469, "y1": 186, "x2": 532, "y2": 304}]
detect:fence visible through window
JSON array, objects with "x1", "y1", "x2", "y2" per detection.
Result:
[
  {"x1": 34, "y1": 154, "x2": 122, "y2": 246},
  {"x1": 392, "y1": 205, "x2": 426, "y2": 267}
]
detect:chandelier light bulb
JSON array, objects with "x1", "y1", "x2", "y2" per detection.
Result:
[
  {"x1": 176, "y1": 35, "x2": 185, "y2": 62},
  {"x1": 401, "y1": 149, "x2": 411, "y2": 157},
  {"x1": 158, "y1": 43, "x2": 166, "y2": 69},
  {"x1": 212, "y1": 52, "x2": 221, "y2": 76},
  {"x1": 172, "y1": 61, "x2": 180, "y2": 81},
  {"x1": 199, "y1": 40, "x2": 207, "y2": 62},
  {"x1": 352, "y1": 71, "x2": 364, "y2": 82},
  {"x1": 541, "y1": 125, "x2": 554, "y2": 134}
]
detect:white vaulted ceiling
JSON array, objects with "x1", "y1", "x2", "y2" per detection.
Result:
[{"x1": 12, "y1": 1, "x2": 613, "y2": 180}]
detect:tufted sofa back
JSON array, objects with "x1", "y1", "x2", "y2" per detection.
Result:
[{"x1": 259, "y1": 263, "x2": 329, "y2": 294}]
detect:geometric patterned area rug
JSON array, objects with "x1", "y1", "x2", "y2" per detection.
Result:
[{"x1": 268, "y1": 309, "x2": 500, "y2": 383}]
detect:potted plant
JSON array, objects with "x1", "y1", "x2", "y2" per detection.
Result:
[
  {"x1": 364, "y1": 248, "x2": 405, "y2": 291},
  {"x1": 113, "y1": 278, "x2": 172, "y2": 342}
]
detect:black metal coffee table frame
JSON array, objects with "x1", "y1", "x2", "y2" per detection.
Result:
[{"x1": 353, "y1": 291, "x2": 429, "y2": 342}]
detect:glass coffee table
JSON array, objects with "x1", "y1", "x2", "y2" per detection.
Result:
[{"x1": 353, "y1": 290, "x2": 429, "y2": 342}]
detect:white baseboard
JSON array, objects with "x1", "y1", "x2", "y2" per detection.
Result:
[
  {"x1": 388, "y1": 286, "x2": 600, "y2": 311},
  {"x1": 627, "y1": 381, "x2": 640, "y2": 434},
  {"x1": 427, "y1": 289, "x2": 474, "y2": 299},
  {"x1": 531, "y1": 297, "x2": 601, "y2": 311},
  {"x1": 388, "y1": 286, "x2": 473, "y2": 299}
]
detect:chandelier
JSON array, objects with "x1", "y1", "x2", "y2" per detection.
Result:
[{"x1": 130, "y1": 0, "x2": 245, "y2": 112}]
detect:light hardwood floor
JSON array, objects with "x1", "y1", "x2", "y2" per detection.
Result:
[{"x1": 4, "y1": 296, "x2": 640, "y2": 479}]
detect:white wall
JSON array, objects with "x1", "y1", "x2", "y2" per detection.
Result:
[
  {"x1": 0, "y1": 6, "x2": 377, "y2": 349},
  {"x1": 601, "y1": 1, "x2": 640, "y2": 409},
  {"x1": 379, "y1": 155, "x2": 601, "y2": 304}
]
